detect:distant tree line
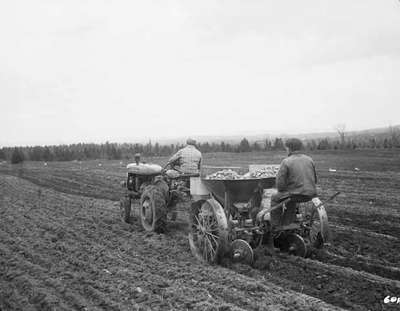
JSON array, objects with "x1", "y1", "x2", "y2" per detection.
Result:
[
  {"x1": 0, "y1": 138, "x2": 285, "y2": 163},
  {"x1": 0, "y1": 133, "x2": 399, "y2": 164},
  {"x1": 305, "y1": 135, "x2": 400, "y2": 151}
]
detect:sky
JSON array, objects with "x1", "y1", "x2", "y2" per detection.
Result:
[{"x1": 1, "y1": 0, "x2": 400, "y2": 146}]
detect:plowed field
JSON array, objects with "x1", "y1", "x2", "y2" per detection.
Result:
[{"x1": 1, "y1": 149, "x2": 399, "y2": 310}]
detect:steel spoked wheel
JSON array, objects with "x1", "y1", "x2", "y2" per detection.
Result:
[
  {"x1": 189, "y1": 199, "x2": 228, "y2": 264},
  {"x1": 195, "y1": 207, "x2": 219, "y2": 262},
  {"x1": 309, "y1": 210, "x2": 323, "y2": 248},
  {"x1": 304, "y1": 198, "x2": 329, "y2": 248}
]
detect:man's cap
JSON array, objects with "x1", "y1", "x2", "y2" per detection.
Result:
[
  {"x1": 134, "y1": 153, "x2": 141, "y2": 158},
  {"x1": 186, "y1": 138, "x2": 196, "y2": 146},
  {"x1": 285, "y1": 138, "x2": 303, "y2": 151}
]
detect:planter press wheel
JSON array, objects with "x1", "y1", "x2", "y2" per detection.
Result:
[
  {"x1": 188, "y1": 199, "x2": 228, "y2": 264},
  {"x1": 305, "y1": 198, "x2": 330, "y2": 249},
  {"x1": 275, "y1": 232, "x2": 308, "y2": 257},
  {"x1": 231, "y1": 239, "x2": 254, "y2": 265}
]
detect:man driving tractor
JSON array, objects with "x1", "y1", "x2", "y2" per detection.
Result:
[
  {"x1": 165, "y1": 138, "x2": 202, "y2": 176},
  {"x1": 264, "y1": 138, "x2": 318, "y2": 251}
]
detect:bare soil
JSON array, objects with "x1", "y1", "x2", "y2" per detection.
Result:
[{"x1": 1, "y1": 149, "x2": 399, "y2": 310}]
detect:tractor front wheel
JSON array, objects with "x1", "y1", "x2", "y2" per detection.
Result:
[
  {"x1": 140, "y1": 185, "x2": 167, "y2": 233},
  {"x1": 120, "y1": 197, "x2": 132, "y2": 223}
]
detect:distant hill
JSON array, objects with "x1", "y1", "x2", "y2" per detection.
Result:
[
  {"x1": 2, "y1": 125, "x2": 398, "y2": 148},
  {"x1": 154, "y1": 125, "x2": 400, "y2": 145},
  {"x1": 296, "y1": 125, "x2": 400, "y2": 140}
]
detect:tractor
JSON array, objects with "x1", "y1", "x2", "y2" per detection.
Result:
[
  {"x1": 188, "y1": 168, "x2": 338, "y2": 265},
  {"x1": 120, "y1": 156, "x2": 197, "y2": 233}
]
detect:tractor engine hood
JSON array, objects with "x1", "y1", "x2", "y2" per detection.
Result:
[{"x1": 127, "y1": 163, "x2": 162, "y2": 175}]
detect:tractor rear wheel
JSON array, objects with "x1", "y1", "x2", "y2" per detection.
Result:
[
  {"x1": 188, "y1": 199, "x2": 228, "y2": 264},
  {"x1": 140, "y1": 185, "x2": 167, "y2": 233}
]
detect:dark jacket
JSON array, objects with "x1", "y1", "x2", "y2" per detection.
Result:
[{"x1": 276, "y1": 151, "x2": 317, "y2": 197}]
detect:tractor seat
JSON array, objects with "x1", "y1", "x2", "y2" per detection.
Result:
[
  {"x1": 175, "y1": 173, "x2": 200, "y2": 179},
  {"x1": 268, "y1": 194, "x2": 314, "y2": 227},
  {"x1": 165, "y1": 169, "x2": 199, "y2": 180},
  {"x1": 257, "y1": 194, "x2": 314, "y2": 226},
  {"x1": 286, "y1": 194, "x2": 314, "y2": 204}
]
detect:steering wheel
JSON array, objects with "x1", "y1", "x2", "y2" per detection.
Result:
[{"x1": 163, "y1": 159, "x2": 182, "y2": 174}]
